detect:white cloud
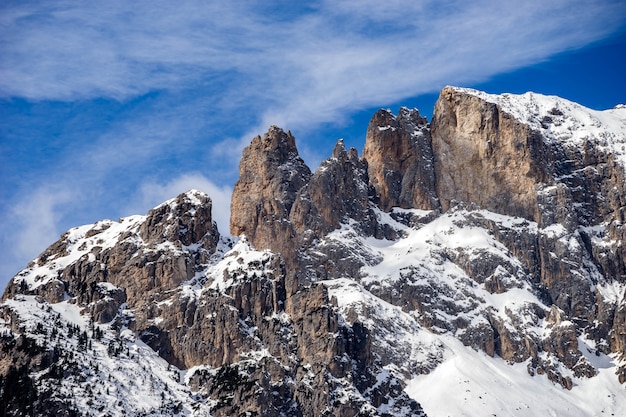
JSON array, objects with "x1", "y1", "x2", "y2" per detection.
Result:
[
  {"x1": 0, "y1": 185, "x2": 74, "y2": 286},
  {"x1": 3, "y1": 1, "x2": 625, "y2": 172},
  {"x1": 127, "y1": 173, "x2": 233, "y2": 235},
  {"x1": 13, "y1": 187, "x2": 73, "y2": 255},
  {"x1": 0, "y1": 1, "x2": 254, "y2": 100},
  {"x1": 12, "y1": 0, "x2": 619, "y2": 179},
  {"x1": 3, "y1": 1, "x2": 624, "y2": 109}
]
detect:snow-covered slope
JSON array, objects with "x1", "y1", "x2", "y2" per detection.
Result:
[
  {"x1": 320, "y1": 206, "x2": 626, "y2": 416},
  {"x1": 1, "y1": 295, "x2": 211, "y2": 416},
  {"x1": 13, "y1": 215, "x2": 144, "y2": 293},
  {"x1": 406, "y1": 333, "x2": 625, "y2": 417}
]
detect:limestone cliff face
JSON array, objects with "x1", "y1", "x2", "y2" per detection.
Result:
[
  {"x1": 429, "y1": 88, "x2": 625, "y2": 375},
  {"x1": 429, "y1": 86, "x2": 626, "y2": 340},
  {"x1": 431, "y1": 86, "x2": 626, "y2": 232},
  {"x1": 431, "y1": 87, "x2": 546, "y2": 219},
  {"x1": 363, "y1": 107, "x2": 439, "y2": 211},
  {"x1": 229, "y1": 126, "x2": 311, "y2": 262}
]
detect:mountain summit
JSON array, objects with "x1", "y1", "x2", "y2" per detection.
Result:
[{"x1": 1, "y1": 87, "x2": 625, "y2": 416}]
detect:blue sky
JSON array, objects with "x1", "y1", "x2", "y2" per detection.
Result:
[{"x1": 1, "y1": 0, "x2": 626, "y2": 289}]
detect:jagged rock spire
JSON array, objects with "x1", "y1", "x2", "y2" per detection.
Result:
[
  {"x1": 291, "y1": 138, "x2": 374, "y2": 236},
  {"x1": 362, "y1": 107, "x2": 439, "y2": 211},
  {"x1": 229, "y1": 126, "x2": 311, "y2": 257}
]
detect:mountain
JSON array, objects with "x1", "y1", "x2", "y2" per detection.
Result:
[{"x1": 1, "y1": 86, "x2": 625, "y2": 416}]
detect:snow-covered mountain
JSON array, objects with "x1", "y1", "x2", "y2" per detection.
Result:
[{"x1": 1, "y1": 87, "x2": 625, "y2": 416}]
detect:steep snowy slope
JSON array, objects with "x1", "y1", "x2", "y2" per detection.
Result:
[
  {"x1": 1, "y1": 294, "x2": 212, "y2": 416},
  {"x1": 320, "y1": 207, "x2": 626, "y2": 416}
]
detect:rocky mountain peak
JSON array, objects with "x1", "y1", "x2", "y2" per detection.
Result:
[
  {"x1": 139, "y1": 189, "x2": 220, "y2": 251},
  {"x1": 2, "y1": 87, "x2": 626, "y2": 417},
  {"x1": 259, "y1": 124, "x2": 297, "y2": 153},
  {"x1": 291, "y1": 138, "x2": 374, "y2": 237},
  {"x1": 398, "y1": 106, "x2": 428, "y2": 125},
  {"x1": 331, "y1": 138, "x2": 361, "y2": 167},
  {"x1": 229, "y1": 125, "x2": 311, "y2": 257},
  {"x1": 363, "y1": 106, "x2": 439, "y2": 211},
  {"x1": 331, "y1": 138, "x2": 348, "y2": 160}
]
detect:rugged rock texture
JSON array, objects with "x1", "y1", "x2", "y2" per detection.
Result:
[
  {"x1": 230, "y1": 132, "x2": 397, "y2": 286},
  {"x1": 140, "y1": 191, "x2": 221, "y2": 253},
  {"x1": 363, "y1": 107, "x2": 439, "y2": 211},
  {"x1": 431, "y1": 87, "x2": 546, "y2": 219},
  {"x1": 1, "y1": 86, "x2": 626, "y2": 416},
  {"x1": 1, "y1": 189, "x2": 424, "y2": 416},
  {"x1": 429, "y1": 87, "x2": 626, "y2": 355},
  {"x1": 291, "y1": 140, "x2": 380, "y2": 237},
  {"x1": 229, "y1": 126, "x2": 311, "y2": 263},
  {"x1": 432, "y1": 87, "x2": 626, "y2": 233}
]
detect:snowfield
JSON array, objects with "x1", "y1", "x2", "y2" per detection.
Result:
[{"x1": 321, "y1": 206, "x2": 626, "y2": 417}]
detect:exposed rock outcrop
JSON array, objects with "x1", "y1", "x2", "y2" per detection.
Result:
[
  {"x1": 363, "y1": 107, "x2": 439, "y2": 211},
  {"x1": 139, "y1": 191, "x2": 220, "y2": 252},
  {"x1": 291, "y1": 139, "x2": 376, "y2": 237},
  {"x1": 431, "y1": 87, "x2": 547, "y2": 220},
  {"x1": 2, "y1": 86, "x2": 626, "y2": 417},
  {"x1": 229, "y1": 126, "x2": 311, "y2": 263}
]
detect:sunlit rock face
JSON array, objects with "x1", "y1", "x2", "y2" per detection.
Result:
[
  {"x1": 363, "y1": 107, "x2": 439, "y2": 212},
  {"x1": 229, "y1": 125, "x2": 311, "y2": 263}
]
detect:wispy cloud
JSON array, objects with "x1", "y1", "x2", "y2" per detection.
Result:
[
  {"x1": 3, "y1": 1, "x2": 624, "y2": 105},
  {"x1": 3, "y1": 1, "x2": 625, "y2": 157},
  {"x1": 2, "y1": 185, "x2": 74, "y2": 268}
]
